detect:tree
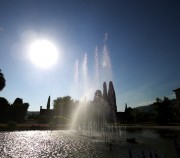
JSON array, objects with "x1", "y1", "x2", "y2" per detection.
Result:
[
  {"x1": 53, "y1": 96, "x2": 74, "y2": 119},
  {"x1": 154, "y1": 97, "x2": 172, "y2": 125},
  {"x1": 124, "y1": 105, "x2": 136, "y2": 123},
  {"x1": 10, "y1": 98, "x2": 29, "y2": 123},
  {"x1": 0, "y1": 97, "x2": 10, "y2": 122},
  {"x1": 172, "y1": 102, "x2": 180, "y2": 122},
  {"x1": 156, "y1": 97, "x2": 162, "y2": 103},
  {"x1": 13, "y1": 98, "x2": 23, "y2": 105},
  {"x1": 47, "y1": 96, "x2": 50, "y2": 110},
  {"x1": 0, "y1": 69, "x2": 6, "y2": 91},
  {"x1": 125, "y1": 103, "x2": 127, "y2": 112}
]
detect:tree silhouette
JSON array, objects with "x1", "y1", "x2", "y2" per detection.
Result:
[
  {"x1": 0, "y1": 69, "x2": 6, "y2": 91},
  {"x1": 124, "y1": 106, "x2": 136, "y2": 123},
  {"x1": 125, "y1": 103, "x2": 127, "y2": 112},
  {"x1": 47, "y1": 96, "x2": 50, "y2": 110},
  {"x1": 0, "y1": 97, "x2": 10, "y2": 123},
  {"x1": 53, "y1": 96, "x2": 74, "y2": 118},
  {"x1": 154, "y1": 97, "x2": 172, "y2": 125},
  {"x1": 13, "y1": 98, "x2": 23, "y2": 105},
  {"x1": 10, "y1": 98, "x2": 29, "y2": 123}
]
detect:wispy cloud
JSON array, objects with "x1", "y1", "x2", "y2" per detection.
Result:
[{"x1": 0, "y1": 26, "x2": 5, "y2": 32}]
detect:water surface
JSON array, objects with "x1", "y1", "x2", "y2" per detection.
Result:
[{"x1": 0, "y1": 129, "x2": 179, "y2": 158}]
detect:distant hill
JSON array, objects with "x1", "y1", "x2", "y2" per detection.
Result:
[
  {"x1": 134, "y1": 104, "x2": 155, "y2": 113},
  {"x1": 134, "y1": 99, "x2": 176, "y2": 113}
]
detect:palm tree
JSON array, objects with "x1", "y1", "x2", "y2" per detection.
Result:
[{"x1": 0, "y1": 69, "x2": 6, "y2": 91}]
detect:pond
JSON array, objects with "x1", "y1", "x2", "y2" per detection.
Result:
[{"x1": 0, "y1": 129, "x2": 179, "y2": 158}]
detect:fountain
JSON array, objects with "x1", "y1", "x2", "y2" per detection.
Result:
[{"x1": 70, "y1": 34, "x2": 121, "y2": 144}]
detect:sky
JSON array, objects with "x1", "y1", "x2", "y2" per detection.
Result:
[{"x1": 0, "y1": 0, "x2": 180, "y2": 111}]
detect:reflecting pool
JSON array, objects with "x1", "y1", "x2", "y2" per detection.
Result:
[{"x1": 0, "y1": 129, "x2": 179, "y2": 158}]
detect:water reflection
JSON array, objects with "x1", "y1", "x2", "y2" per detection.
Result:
[{"x1": 0, "y1": 130, "x2": 179, "y2": 158}]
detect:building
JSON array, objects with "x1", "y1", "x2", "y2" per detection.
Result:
[
  {"x1": 173, "y1": 88, "x2": 180, "y2": 104},
  {"x1": 39, "y1": 96, "x2": 54, "y2": 124}
]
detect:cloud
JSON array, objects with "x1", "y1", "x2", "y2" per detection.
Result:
[{"x1": 0, "y1": 26, "x2": 5, "y2": 32}]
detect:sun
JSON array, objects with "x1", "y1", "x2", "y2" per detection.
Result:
[{"x1": 28, "y1": 39, "x2": 59, "y2": 68}]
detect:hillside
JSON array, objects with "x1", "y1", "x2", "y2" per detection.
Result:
[{"x1": 134, "y1": 99, "x2": 176, "y2": 113}]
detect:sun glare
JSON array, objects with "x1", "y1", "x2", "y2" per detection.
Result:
[{"x1": 29, "y1": 39, "x2": 59, "y2": 68}]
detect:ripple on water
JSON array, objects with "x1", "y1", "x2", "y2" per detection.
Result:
[{"x1": 0, "y1": 130, "x2": 179, "y2": 158}]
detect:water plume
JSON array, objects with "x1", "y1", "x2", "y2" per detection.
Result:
[
  {"x1": 94, "y1": 46, "x2": 99, "y2": 88},
  {"x1": 82, "y1": 53, "x2": 88, "y2": 93},
  {"x1": 74, "y1": 59, "x2": 79, "y2": 86},
  {"x1": 102, "y1": 45, "x2": 111, "y2": 69},
  {"x1": 104, "y1": 32, "x2": 108, "y2": 42},
  {"x1": 70, "y1": 59, "x2": 79, "y2": 98},
  {"x1": 101, "y1": 33, "x2": 113, "y2": 82}
]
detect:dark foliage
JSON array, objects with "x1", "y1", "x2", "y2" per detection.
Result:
[
  {"x1": 47, "y1": 96, "x2": 50, "y2": 110},
  {"x1": 7, "y1": 121, "x2": 17, "y2": 130},
  {"x1": 53, "y1": 96, "x2": 75, "y2": 118},
  {"x1": 0, "y1": 97, "x2": 10, "y2": 123},
  {"x1": 0, "y1": 97, "x2": 29, "y2": 123},
  {"x1": 10, "y1": 100, "x2": 29, "y2": 123},
  {"x1": 154, "y1": 97, "x2": 173, "y2": 125},
  {"x1": 0, "y1": 69, "x2": 6, "y2": 91},
  {"x1": 122, "y1": 96, "x2": 177, "y2": 124},
  {"x1": 124, "y1": 106, "x2": 136, "y2": 123},
  {"x1": 13, "y1": 98, "x2": 23, "y2": 105}
]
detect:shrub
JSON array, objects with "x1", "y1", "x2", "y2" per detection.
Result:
[{"x1": 7, "y1": 121, "x2": 16, "y2": 130}]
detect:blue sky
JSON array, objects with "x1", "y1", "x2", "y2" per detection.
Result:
[{"x1": 0, "y1": 0, "x2": 180, "y2": 111}]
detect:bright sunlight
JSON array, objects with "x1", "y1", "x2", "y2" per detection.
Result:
[{"x1": 28, "y1": 39, "x2": 59, "y2": 68}]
